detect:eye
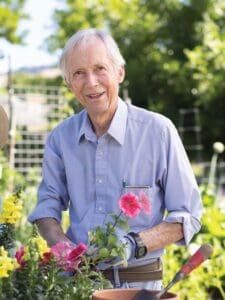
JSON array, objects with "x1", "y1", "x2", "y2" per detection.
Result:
[
  {"x1": 96, "y1": 65, "x2": 106, "y2": 72},
  {"x1": 73, "y1": 70, "x2": 84, "y2": 77}
]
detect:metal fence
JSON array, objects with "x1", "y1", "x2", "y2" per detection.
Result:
[{"x1": 0, "y1": 84, "x2": 67, "y2": 175}]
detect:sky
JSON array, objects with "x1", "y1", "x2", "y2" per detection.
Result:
[{"x1": 0, "y1": 0, "x2": 62, "y2": 73}]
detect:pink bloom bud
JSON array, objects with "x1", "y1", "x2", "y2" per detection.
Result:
[{"x1": 15, "y1": 246, "x2": 26, "y2": 268}]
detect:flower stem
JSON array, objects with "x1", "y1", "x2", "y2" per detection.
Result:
[
  {"x1": 216, "y1": 283, "x2": 225, "y2": 299},
  {"x1": 111, "y1": 211, "x2": 122, "y2": 230}
]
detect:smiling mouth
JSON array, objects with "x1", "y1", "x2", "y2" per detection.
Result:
[{"x1": 87, "y1": 92, "x2": 105, "y2": 100}]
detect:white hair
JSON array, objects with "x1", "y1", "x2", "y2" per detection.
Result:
[{"x1": 59, "y1": 28, "x2": 125, "y2": 81}]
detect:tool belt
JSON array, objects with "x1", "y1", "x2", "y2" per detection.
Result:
[{"x1": 103, "y1": 259, "x2": 162, "y2": 283}]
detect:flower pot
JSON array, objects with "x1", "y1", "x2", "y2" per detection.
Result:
[{"x1": 92, "y1": 288, "x2": 179, "y2": 300}]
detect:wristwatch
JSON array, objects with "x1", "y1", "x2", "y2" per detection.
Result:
[{"x1": 127, "y1": 232, "x2": 147, "y2": 259}]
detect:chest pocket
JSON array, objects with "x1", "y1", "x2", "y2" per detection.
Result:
[
  {"x1": 120, "y1": 186, "x2": 154, "y2": 230},
  {"x1": 123, "y1": 186, "x2": 164, "y2": 232}
]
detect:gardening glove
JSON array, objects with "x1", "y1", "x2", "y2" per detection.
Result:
[{"x1": 97, "y1": 229, "x2": 136, "y2": 270}]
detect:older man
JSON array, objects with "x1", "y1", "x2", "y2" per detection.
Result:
[{"x1": 29, "y1": 28, "x2": 202, "y2": 290}]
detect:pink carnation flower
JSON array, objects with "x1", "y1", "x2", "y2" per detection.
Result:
[
  {"x1": 119, "y1": 192, "x2": 142, "y2": 218},
  {"x1": 51, "y1": 241, "x2": 87, "y2": 271},
  {"x1": 139, "y1": 191, "x2": 151, "y2": 215}
]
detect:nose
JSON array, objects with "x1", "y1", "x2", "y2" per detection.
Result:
[{"x1": 86, "y1": 72, "x2": 98, "y2": 87}]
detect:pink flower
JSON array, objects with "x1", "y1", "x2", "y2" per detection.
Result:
[
  {"x1": 119, "y1": 192, "x2": 142, "y2": 218},
  {"x1": 51, "y1": 242, "x2": 87, "y2": 271},
  {"x1": 139, "y1": 191, "x2": 151, "y2": 215},
  {"x1": 51, "y1": 242, "x2": 72, "y2": 260},
  {"x1": 15, "y1": 246, "x2": 26, "y2": 268},
  {"x1": 67, "y1": 243, "x2": 87, "y2": 261}
]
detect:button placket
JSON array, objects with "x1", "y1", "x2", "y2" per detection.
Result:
[{"x1": 95, "y1": 138, "x2": 108, "y2": 214}]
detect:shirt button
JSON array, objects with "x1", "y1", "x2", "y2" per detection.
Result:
[
  {"x1": 96, "y1": 178, "x2": 103, "y2": 184},
  {"x1": 98, "y1": 206, "x2": 102, "y2": 211},
  {"x1": 97, "y1": 150, "x2": 103, "y2": 156}
]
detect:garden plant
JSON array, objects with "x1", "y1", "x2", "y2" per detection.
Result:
[{"x1": 0, "y1": 168, "x2": 151, "y2": 299}]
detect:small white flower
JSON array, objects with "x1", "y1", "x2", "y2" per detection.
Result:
[{"x1": 213, "y1": 142, "x2": 225, "y2": 154}]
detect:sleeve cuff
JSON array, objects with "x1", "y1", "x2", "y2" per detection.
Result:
[
  {"x1": 164, "y1": 211, "x2": 202, "y2": 245},
  {"x1": 28, "y1": 199, "x2": 62, "y2": 224}
]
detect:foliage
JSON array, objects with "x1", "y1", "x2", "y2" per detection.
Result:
[
  {"x1": 0, "y1": 150, "x2": 25, "y2": 196},
  {"x1": 0, "y1": 236, "x2": 111, "y2": 299},
  {"x1": 0, "y1": 152, "x2": 41, "y2": 245},
  {"x1": 12, "y1": 72, "x2": 64, "y2": 87},
  {"x1": 0, "y1": 192, "x2": 110, "y2": 300},
  {"x1": 0, "y1": 191, "x2": 22, "y2": 251},
  {"x1": 163, "y1": 186, "x2": 225, "y2": 300},
  {"x1": 0, "y1": 0, "x2": 27, "y2": 43},
  {"x1": 46, "y1": 0, "x2": 225, "y2": 161},
  {"x1": 0, "y1": 188, "x2": 151, "y2": 299}
]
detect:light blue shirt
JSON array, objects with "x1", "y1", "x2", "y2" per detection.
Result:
[{"x1": 29, "y1": 98, "x2": 202, "y2": 261}]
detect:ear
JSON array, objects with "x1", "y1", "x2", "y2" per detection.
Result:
[
  {"x1": 117, "y1": 65, "x2": 125, "y2": 83},
  {"x1": 65, "y1": 76, "x2": 72, "y2": 90}
]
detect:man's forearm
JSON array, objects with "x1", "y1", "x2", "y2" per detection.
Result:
[
  {"x1": 35, "y1": 217, "x2": 72, "y2": 247},
  {"x1": 139, "y1": 222, "x2": 184, "y2": 253}
]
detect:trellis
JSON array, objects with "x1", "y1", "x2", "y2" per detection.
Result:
[{"x1": 0, "y1": 84, "x2": 67, "y2": 176}]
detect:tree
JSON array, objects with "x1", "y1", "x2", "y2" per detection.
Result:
[
  {"x1": 184, "y1": 0, "x2": 225, "y2": 158},
  {"x1": 47, "y1": 0, "x2": 225, "y2": 160},
  {"x1": 0, "y1": 0, "x2": 27, "y2": 43}
]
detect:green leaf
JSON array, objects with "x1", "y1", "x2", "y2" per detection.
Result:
[
  {"x1": 117, "y1": 219, "x2": 129, "y2": 232},
  {"x1": 107, "y1": 234, "x2": 117, "y2": 247},
  {"x1": 110, "y1": 248, "x2": 118, "y2": 257},
  {"x1": 99, "y1": 248, "x2": 110, "y2": 258}
]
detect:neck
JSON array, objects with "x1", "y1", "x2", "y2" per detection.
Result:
[
  {"x1": 91, "y1": 118, "x2": 111, "y2": 137},
  {"x1": 88, "y1": 105, "x2": 118, "y2": 138}
]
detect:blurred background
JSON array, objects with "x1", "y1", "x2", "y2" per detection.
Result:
[{"x1": 0, "y1": 1, "x2": 225, "y2": 298}]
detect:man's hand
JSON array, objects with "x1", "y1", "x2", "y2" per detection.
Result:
[
  {"x1": 97, "y1": 230, "x2": 136, "y2": 270},
  {"x1": 35, "y1": 218, "x2": 72, "y2": 247}
]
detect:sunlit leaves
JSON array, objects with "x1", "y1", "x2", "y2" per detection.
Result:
[
  {"x1": 0, "y1": 0, "x2": 27, "y2": 43},
  {"x1": 164, "y1": 189, "x2": 225, "y2": 299}
]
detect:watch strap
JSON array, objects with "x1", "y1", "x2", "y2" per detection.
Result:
[{"x1": 127, "y1": 232, "x2": 147, "y2": 259}]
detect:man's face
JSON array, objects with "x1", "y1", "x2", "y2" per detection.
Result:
[{"x1": 66, "y1": 36, "x2": 124, "y2": 118}]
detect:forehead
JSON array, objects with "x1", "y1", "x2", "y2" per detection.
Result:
[{"x1": 68, "y1": 36, "x2": 112, "y2": 68}]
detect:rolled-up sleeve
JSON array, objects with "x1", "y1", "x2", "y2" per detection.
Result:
[
  {"x1": 28, "y1": 131, "x2": 69, "y2": 224},
  {"x1": 161, "y1": 120, "x2": 203, "y2": 245}
]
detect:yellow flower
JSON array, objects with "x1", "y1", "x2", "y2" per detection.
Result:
[
  {"x1": 24, "y1": 236, "x2": 49, "y2": 261},
  {"x1": 0, "y1": 194, "x2": 22, "y2": 224},
  {"x1": 34, "y1": 236, "x2": 49, "y2": 257},
  {"x1": 0, "y1": 246, "x2": 18, "y2": 278}
]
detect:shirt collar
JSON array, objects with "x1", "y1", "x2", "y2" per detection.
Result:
[
  {"x1": 77, "y1": 98, "x2": 128, "y2": 145},
  {"x1": 107, "y1": 98, "x2": 127, "y2": 145},
  {"x1": 77, "y1": 111, "x2": 96, "y2": 144}
]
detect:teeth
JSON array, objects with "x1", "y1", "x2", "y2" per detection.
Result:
[{"x1": 88, "y1": 92, "x2": 103, "y2": 98}]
